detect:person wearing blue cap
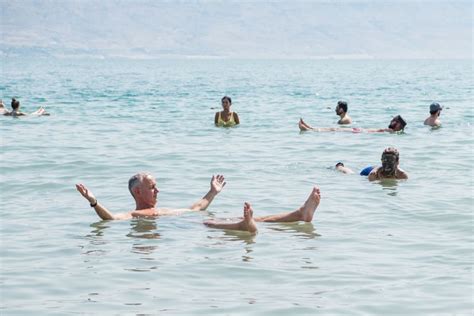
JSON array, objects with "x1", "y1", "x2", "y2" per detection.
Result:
[{"x1": 424, "y1": 102, "x2": 443, "y2": 127}]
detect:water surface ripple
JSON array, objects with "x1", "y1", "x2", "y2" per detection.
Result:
[{"x1": 1, "y1": 58, "x2": 472, "y2": 315}]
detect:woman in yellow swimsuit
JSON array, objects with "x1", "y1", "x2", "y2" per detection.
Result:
[{"x1": 214, "y1": 96, "x2": 240, "y2": 127}]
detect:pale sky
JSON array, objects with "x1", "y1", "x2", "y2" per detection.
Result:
[{"x1": 0, "y1": 0, "x2": 472, "y2": 59}]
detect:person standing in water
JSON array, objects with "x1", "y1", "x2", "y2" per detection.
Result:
[
  {"x1": 368, "y1": 147, "x2": 408, "y2": 181},
  {"x1": 335, "y1": 101, "x2": 352, "y2": 125},
  {"x1": 424, "y1": 102, "x2": 443, "y2": 127},
  {"x1": 215, "y1": 96, "x2": 240, "y2": 127}
]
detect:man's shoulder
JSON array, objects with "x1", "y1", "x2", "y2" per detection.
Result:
[
  {"x1": 396, "y1": 168, "x2": 408, "y2": 179},
  {"x1": 368, "y1": 167, "x2": 381, "y2": 180},
  {"x1": 338, "y1": 118, "x2": 352, "y2": 125}
]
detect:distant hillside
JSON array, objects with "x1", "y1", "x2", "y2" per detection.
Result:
[{"x1": 0, "y1": 0, "x2": 471, "y2": 59}]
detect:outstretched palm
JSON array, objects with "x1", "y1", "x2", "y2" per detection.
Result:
[
  {"x1": 210, "y1": 174, "x2": 226, "y2": 194},
  {"x1": 76, "y1": 183, "x2": 96, "y2": 204}
]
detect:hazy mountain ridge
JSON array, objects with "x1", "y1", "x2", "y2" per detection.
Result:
[{"x1": 0, "y1": 0, "x2": 471, "y2": 59}]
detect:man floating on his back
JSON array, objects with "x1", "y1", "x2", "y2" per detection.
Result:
[{"x1": 76, "y1": 174, "x2": 321, "y2": 234}]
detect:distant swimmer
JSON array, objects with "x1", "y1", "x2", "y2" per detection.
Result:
[
  {"x1": 299, "y1": 115, "x2": 407, "y2": 133},
  {"x1": 76, "y1": 173, "x2": 226, "y2": 220},
  {"x1": 335, "y1": 101, "x2": 352, "y2": 125},
  {"x1": 3, "y1": 98, "x2": 49, "y2": 117},
  {"x1": 215, "y1": 96, "x2": 240, "y2": 127},
  {"x1": 204, "y1": 187, "x2": 321, "y2": 233},
  {"x1": 0, "y1": 100, "x2": 9, "y2": 115},
  {"x1": 424, "y1": 102, "x2": 443, "y2": 127},
  {"x1": 368, "y1": 147, "x2": 408, "y2": 181},
  {"x1": 335, "y1": 162, "x2": 354, "y2": 174}
]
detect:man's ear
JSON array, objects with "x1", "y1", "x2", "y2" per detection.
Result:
[{"x1": 133, "y1": 186, "x2": 140, "y2": 197}]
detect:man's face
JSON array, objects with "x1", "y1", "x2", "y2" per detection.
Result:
[
  {"x1": 381, "y1": 153, "x2": 398, "y2": 175},
  {"x1": 388, "y1": 118, "x2": 402, "y2": 131},
  {"x1": 335, "y1": 105, "x2": 342, "y2": 115},
  {"x1": 138, "y1": 176, "x2": 159, "y2": 206}
]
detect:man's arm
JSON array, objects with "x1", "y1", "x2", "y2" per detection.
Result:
[
  {"x1": 364, "y1": 128, "x2": 389, "y2": 133},
  {"x1": 130, "y1": 208, "x2": 158, "y2": 218},
  {"x1": 189, "y1": 175, "x2": 226, "y2": 211},
  {"x1": 368, "y1": 168, "x2": 380, "y2": 181},
  {"x1": 76, "y1": 184, "x2": 116, "y2": 220}
]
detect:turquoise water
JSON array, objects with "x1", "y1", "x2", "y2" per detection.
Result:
[{"x1": 1, "y1": 58, "x2": 473, "y2": 315}]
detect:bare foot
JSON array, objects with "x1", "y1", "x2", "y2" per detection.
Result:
[
  {"x1": 299, "y1": 118, "x2": 310, "y2": 131},
  {"x1": 239, "y1": 202, "x2": 258, "y2": 233},
  {"x1": 204, "y1": 202, "x2": 258, "y2": 233},
  {"x1": 298, "y1": 187, "x2": 321, "y2": 222}
]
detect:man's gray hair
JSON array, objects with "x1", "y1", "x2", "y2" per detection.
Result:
[{"x1": 128, "y1": 172, "x2": 152, "y2": 197}]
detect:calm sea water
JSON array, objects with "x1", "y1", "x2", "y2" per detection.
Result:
[{"x1": 0, "y1": 58, "x2": 473, "y2": 315}]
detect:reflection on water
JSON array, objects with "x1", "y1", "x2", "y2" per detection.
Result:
[
  {"x1": 267, "y1": 222, "x2": 320, "y2": 239},
  {"x1": 377, "y1": 179, "x2": 400, "y2": 196},
  {"x1": 127, "y1": 219, "x2": 160, "y2": 255},
  {"x1": 220, "y1": 230, "x2": 256, "y2": 244},
  {"x1": 206, "y1": 229, "x2": 256, "y2": 262},
  {"x1": 81, "y1": 221, "x2": 111, "y2": 257},
  {"x1": 87, "y1": 221, "x2": 111, "y2": 239},
  {"x1": 242, "y1": 247, "x2": 253, "y2": 262},
  {"x1": 127, "y1": 219, "x2": 161, "y2": 240},
  {"x1": 82, "y1": 219, "x2": 161, "y2": 257}
]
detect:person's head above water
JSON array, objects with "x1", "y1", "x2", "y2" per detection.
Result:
[
  {"x1": 380, "y1": 147, "x2": 400, "y2": 176},
  {"x1": 388, "y1": 115, "x2": 407, "y2": 131},
  {"x1": 335, "y1": 101, "x2": 348, "y2": 115},
  {"x1": 335, "y1": 162, "x2": 344, "y2": 168},
  {"x1": 128, "y1": 173, "x2": 159, "y2": 208},
  {"x1": 11, "y1": 98, "x2": 20, "y2": 110},
  {"x1": 221, "y1": 96, "x2": 232, "y2": 111},
  {"x1": 429, "y1": 102, "x2": 443, "y2": 116}
]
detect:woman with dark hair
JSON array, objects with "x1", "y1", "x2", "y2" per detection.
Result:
[{"x1": 214, "y1": 96, "x2": 240, "y2": 127}]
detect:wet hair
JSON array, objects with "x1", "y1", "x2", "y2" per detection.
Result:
[
  {"x1": 128, "y1": 172, "x2": 152, "y2": 198},
  {"x1": 335, "y1": 162, "x2": 344, "y2": 167},
  {"x1": 430, "y1": 109, "x2": 439, "y2": 115},
  {"x1": 11, "y1": 98, "x2": 20, "y2": 110},
  {"x1": 337, "y1": 101, "x2": 348, "y2": 112},
  {"x1": 221, "y1": 96, "x2": 232, "y2": 104},
  {"x1": 382, "y1": 147, "x2": 399, "y2": 161},
  {"x1": 393, "y1": 115, "x2": 407, "y2": 129}
]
